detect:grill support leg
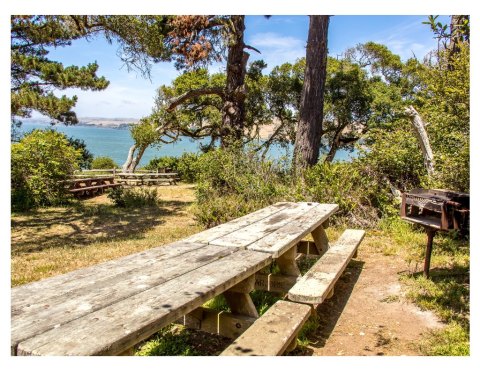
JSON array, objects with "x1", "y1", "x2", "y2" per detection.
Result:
[{"x1": 424, "y1": 227, "x2": 437, "y2": 278}]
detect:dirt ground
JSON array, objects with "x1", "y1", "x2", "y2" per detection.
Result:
[{"x1": 298, "y1": 248, "x2": 444, "y2": 356}]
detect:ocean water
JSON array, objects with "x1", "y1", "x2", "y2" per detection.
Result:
[{"x1": 16, "y1": 121, "x2": 356, "y2": 167}]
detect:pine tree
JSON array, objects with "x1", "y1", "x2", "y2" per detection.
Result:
[{"x1": 11, "y1": 15, "x2": 109, "y2": 125}]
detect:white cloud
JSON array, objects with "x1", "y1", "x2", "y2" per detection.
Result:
[
  {"x1": 66, "y1": 83, "x2": 157, "y2": 119},
  {"x1": 248, "y1": 32, "x2": 306, "y2": 71}
]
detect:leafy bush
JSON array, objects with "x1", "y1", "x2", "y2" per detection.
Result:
[
  {"x1": 302, "y1": 160, "x2": 397, "y2": 227},
  {"x1": 145, "y1": 153, "x2": 200, "y2": 183},
  {"x1": 176, "y1": 152, "x2": 200, "y2": 182},
  {"x1": 193, "y1": 147, "x2": 294, "y2": 227},
  {"x1": 11, "y1": 129, "x2": 81, "y2": 210},
  {"x1": 144, "y1": 156, "x2": 178, "y2": 172},
  {"x1": 91, "y1": 156, "x2": 119, "y2": 169},
  {"x1": 107, "y1": 186, "x2": 159, "y2": 208}
]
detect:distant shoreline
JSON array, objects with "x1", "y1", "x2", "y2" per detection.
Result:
[
  {"x1": 22, "y1": 117, "x2": 278, "y2": 139},
  {"x1": 23, "y1": 117, "x2": 138, "y2": 130}
]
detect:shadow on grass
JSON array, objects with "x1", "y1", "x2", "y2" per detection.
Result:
[
  {"x1": 11, "y1": 199, "x2": 193, "y2": 255},
  {"x1": 405, "y1": 264, "x2": 469, "y2": 327}
]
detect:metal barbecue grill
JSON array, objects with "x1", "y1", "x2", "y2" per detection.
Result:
[{"x1": 400, "y1": 188, "x2": 469, "y2": 277}]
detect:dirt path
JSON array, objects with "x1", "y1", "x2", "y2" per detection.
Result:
[{"x1": 300, "y1": 246, "x2": 444, "y2": 356}]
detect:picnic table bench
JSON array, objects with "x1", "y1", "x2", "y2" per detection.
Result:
[
  {"x1": 63, "y1": 176, "x2": 121, "y2": 197},
  {"x1": 117, "y1": 172, "x2": 179, "y2": 186},
  {"x1": 11, "y1": 201, "x2": 365, "y2": 356}
]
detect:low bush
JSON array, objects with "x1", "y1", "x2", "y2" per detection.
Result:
[
  {"x1": 144, "y1": 156, "x2": 178, "y2": 173},
  {"x1": 193, "y1": 147, "x2": 294, "y2": 227},
  {"x1": 107, "y1": 186, "x2": 159, "y2": 208},
  {"x1": 176, "y1": 152, "x2": 200, "y2": 183},
  {"x1": 11, "y1": 129, "x2": 81, "y2": 211},
  {"x1": 302, "y1": 160, "x2": 397, "y2": 227},
  {"x1": 91, "y1": 156, "x2": 119, "y2": 169},
  {"x1": 145, "y1": 153, "x2": 200, "y2": 183}
]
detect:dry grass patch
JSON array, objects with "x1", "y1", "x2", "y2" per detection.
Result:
[{"x1": 11, "y1": 184, "x2": 202, "y2": 286}]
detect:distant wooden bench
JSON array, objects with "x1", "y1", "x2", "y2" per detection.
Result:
[
  {"x1": 69, "y1": 183, "x2": 121, "y2": 193},
  {"x1": 221, "y1": 300, "x2": 311, "y2": 356},
  {"x1": 64, "y1": 176, "x2": 121, "y2": 197},
  {"x1": 288, "y1": 229, "x2": 365, "y2": 305}
]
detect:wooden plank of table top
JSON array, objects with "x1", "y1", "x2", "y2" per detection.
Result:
[
  {"x1": 16, "y1": 249, "x2": 272, "y2": 356},
  {"x1": 12, "y1": 244, "x2": 241, "y2": 352},
  {"x1": 210, "y1": 202, "x2": 319, "y2": 249},
  {"x1": 182, "y1": 202, "x2": 294, "y2": 245},
  {"x1": 12, "y1": 241, "x2": 206, "y2": 309},
  {"x1": 247, "y1": 203, "x2": 338, "y2": 257}
]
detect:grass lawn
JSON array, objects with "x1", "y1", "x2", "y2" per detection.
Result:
[
  {"x1": 10, "y1": 184, "x2": 470, "y2": 355},
  {"x1": 11, "y1": 184, "x2": 202, "y2": 286}
]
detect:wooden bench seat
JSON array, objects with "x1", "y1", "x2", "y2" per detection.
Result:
[
  {"x1": 288, "y1": 229, "x2": 365, "y2": 305},
  {"x1": 144, "y1": 178, "x2": 178, "y2": 185},
  {"x1": 69, "y1": 183, "x2": 120, "y2": 193},
  {"x1": 220, "y1": 300, "x2": 311, "y2": 356}
]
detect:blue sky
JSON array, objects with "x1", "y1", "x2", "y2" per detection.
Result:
[{"x1": 35, "y1": 15, "x2": 449, "y2": 120}]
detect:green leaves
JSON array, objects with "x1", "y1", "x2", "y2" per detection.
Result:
[
  {"x1": 11, "y1": 16, "x2": 109, "y2": 124},
  {"x1": 11, "y1": 129, "x2": 82, "y2": 210}
]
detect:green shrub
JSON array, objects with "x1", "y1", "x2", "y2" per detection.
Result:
[
  {"x1": 145, "y1": 153, "x2": 200, "y2": 183},
  {"x1": 302, "y1": 160, "x2": 396, "y2": 227},
  {"x1": 193, "y1": 147, "x2": 294, "y2": 227},
  {"x1": 144, "y1": 156, "x2": 178, "y2": 172},
  {"x1": 107, "y1": 186, "x2": 159, "y2": 208},
  {"x1": 11, "y1": 129, "x2": 81, "y2": 210},
  {"x1": 91, "y1": 156, "x2": 119, "y2": 169},
  {"x1": 176, "y1": 152, "x2": 200, "y2": 183}
]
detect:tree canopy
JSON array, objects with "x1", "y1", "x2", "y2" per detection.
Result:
[{"x1": 11, "y1": 15, "x2": 110, "y2": 125}]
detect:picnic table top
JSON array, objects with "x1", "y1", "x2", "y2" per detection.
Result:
[
  {"x1": 184, "y1": 201, "x2": 338, "y2": 257},
  {"x1": 12, "y1": 242, "x2": 271, "y2": 355},
  {"x1": 63, "y1": 176, "x2": 115, "y2": 184},
  {"x1": 11, "y1": 201, "x2": 337, "y2": 356},
  {"x1": 118, "y1": 172, "x2": 178, "y2": 177}
]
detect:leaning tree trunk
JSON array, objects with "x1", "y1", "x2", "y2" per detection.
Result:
[
  {"x1": 324, "y1": 127, "x2": 343, "y2": 163},
  {"x1": 294, "y1": 15, "x2": 330, "y2": 172},
  {"x1": 220, "y1": 15, "x2": 249, "y2": 147},
  {"x1": 122, "y1": 144, "x2": 147, "y2": 173},
  {"x1": 404, "y1": 105, "x2": 435, "y2": 177}
]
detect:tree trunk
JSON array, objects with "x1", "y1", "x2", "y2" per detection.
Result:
[
  {"x1": 294, "y1": 15, "x2": 330, "y2": 172},
  {"x1": 221, "y1": 15, "x2": 249, "y2": 147},
  {"x1": 122, "y1": 144, "x2": 147, "y2": 173},
  {"x1": 324, "y1": 128, "x2": 342, "y2": 163},
  {"x1": 404, "y1": 105, "x2": 435, "y2": 177}
]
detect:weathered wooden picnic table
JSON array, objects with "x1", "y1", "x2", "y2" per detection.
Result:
[
  {"x1": 11, "y1": 201, "x2": 364, "y2": 356},
  {"x1": 117, "y1": 172, "x2": 179, "y2": 186},
  {"x1": 64, "y1": 176, "x2": 121, "y2": 197}
]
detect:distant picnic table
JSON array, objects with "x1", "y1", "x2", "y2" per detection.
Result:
[
  {"x1": 63, "y1": 176, "x2": 121, "y2": 197},
  {"x1": 117, "y1": 172, "x2": 179, "y2": 186},
  {"x1": 11, "y1": 201, "x2": 364, "y2": 356}
]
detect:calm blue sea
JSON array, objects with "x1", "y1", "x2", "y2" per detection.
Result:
[{"x1": 16, "y1": 121, "x2": 355, "y2": 167}]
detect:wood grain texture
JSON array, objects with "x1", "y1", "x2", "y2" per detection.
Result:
[
  {"x1": 15, "y1": 249, "x2": 271, "y2": 356},
  {"x1": 12, "y1": 244, "x2": 240, "y2": 351},
  {"x1": 220, "y1": 300, "x2": 311, "y2": 356},
  {"x1": 246, "y1": 203, "x2": 338, "y2": 257},
  {"x1": 288, "y1": 229, "x2": 365, "y2": 304},
  {"x1": 182, "y1": 202, "x2": 293, "y2": 245},
  {"x1": 210, "y1": 202, "x2": 320, "y2": 249},
  {"x1": 12, "y1": 241, "x2": 206, "y2": 309}
]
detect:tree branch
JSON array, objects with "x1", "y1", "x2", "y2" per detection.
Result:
[{"x1": 166, "y1": 87, "x2": 224, "y2": 112}]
